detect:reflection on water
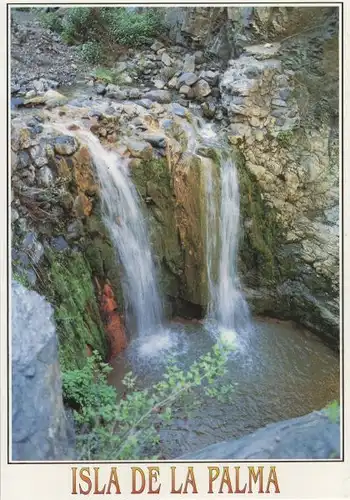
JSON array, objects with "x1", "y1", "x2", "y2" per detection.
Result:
[{"x1": 109, "y1": 317, "x2": 339, "y2": 458}]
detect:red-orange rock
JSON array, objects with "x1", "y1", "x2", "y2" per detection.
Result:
[{"x1": 100, "y1": 283, "x2": 127, "y2": 359}]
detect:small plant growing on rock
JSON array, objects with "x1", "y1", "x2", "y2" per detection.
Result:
[{"x1": 62, "y1": 340, "x2": 235, "y2": 460}]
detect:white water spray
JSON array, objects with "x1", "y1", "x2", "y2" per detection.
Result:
[{"x1": 48, "y1": 124, "x2": 163, "y2": 338}]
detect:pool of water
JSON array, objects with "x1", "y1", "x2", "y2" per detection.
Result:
[{"x1": 108, "y1": 317, "x2": 339, "y2": 459}]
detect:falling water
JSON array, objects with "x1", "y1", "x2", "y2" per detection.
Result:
[
  {"x1": 79, "y1": 130, "x2": 163, "y2": 336},
  {"x1": 49, "y1": 125, "x2": 163, "y2": 338},
  {"x1": 195, "y1": 123, "x2": 251, "y2": 339},
  {"x1": 215, "y1": 155, "x2": 251, "y2": 333}
]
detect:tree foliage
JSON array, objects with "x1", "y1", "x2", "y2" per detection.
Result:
[{"x1": 62, "y1": 341, "x2": 235, "y2": 460}]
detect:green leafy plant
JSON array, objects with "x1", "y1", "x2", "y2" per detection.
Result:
[
  {"x1": 39, "y1": 11, "x2": 64, "y2": 33},
  {"x1": 62, "y1": 340, "x2": 235, "y2": 460},
  {"x1": 59, "y1": 7, "x2": 164, "y2": 49}
]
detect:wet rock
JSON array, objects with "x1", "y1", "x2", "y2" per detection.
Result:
[
  {"x1": 72, "y1": 146, "x2": 98, "y2": 195},
  {"x1": 143, "y1": 90, "x2": 172, "y2": 104},
  {"x1": 141, "y1": 134, "x2": 167, "y2": 149},
  {"x1": 95, "y1": 83, "x2": 107, "y2": 95},
  {"x1": 193, "y1": 79, "x2": 212, "y2": 98},
  {"x1": 170, "y1": 103, "x2": 188, "y2": 117},
  {"x1": 12, "y1": 281, "x2": 74, "y2": 460},
  {"x1": 73, "y1": 193, "x2": 92, "y2": 218},
  {"x1": 126, "y1": 139, "x2": 153, "y2": 160},
  {"x1": 101, "y1": 283, "x2": 127, "y2": 358},
  {"x1": 180, "y1": 409, "x2": 340, "y2": 459},
  {"x1": 54, "y1": 136, "x2": 78, "y2": 156},
  {"x1": 67, "y1": 220, "x2": 84, "y2": 240},
  {"x1": 201, "y1": 101, "x2": 217, "y2": 119},
  {"x1": 51, "y1": 235, "x2": 69, "y2": 251}
]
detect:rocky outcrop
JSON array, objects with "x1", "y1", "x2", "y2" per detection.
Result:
[
  {"x1": 180, "y1": 408, "x2": 340, "y2": 459},
  {"x1": 164, "y1": 7, "x2": 337, "y2": 60},
  {"x1": 12, "y1": 280, "x2": 74, "y2": 460},
  {"x1": 218, "y1": 17, "x2": 339, "y2": 345}
]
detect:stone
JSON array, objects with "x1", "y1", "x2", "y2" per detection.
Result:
[
  {"x1": 183, "y1": 54, "x2": 195, "y2": 73},
  {"x1": 161, "y1": 52, "x2": 172, "y2": 66},
  {"x1": 143, "y1": 90, "x2": 172, "y2": 104},
  {"x1": 168, "y1": 77, "x2": 178, "y2": 89},
  {"x1": 177, "y1": 72, "x2": 199, "y2": 87},
  {"x1": 95, "y1": 83, "x2": 106, "y2": 95},
  {"x1": 154, "y1": 80, "x2": 165, "y2": 89},
  {"x1": 29, "y1": 144, "x2": 47, "y2": 168},
  {"x1": 179, "y1": 85, "x2": 191, "y2": 96},
  {"x1": 160, "y1": 66, "x2": 176, "y2": 82},
  {"x1": 12, "y1": 281, "x2": 74, "y2": 460},
  {"x1": 151, "y1": 41, "x2": 164, "y2": 52},
  {"x1": 128, "y1": 88, "x2": 142, "y2": 100},
  {"x1": 126, "y1": 139, "x2": 153, "y2": 160},
  {"x1": 72, "y1": 146, "x2": 98, "y2": 195},
  {"x1": 193, "y1": 79, "x2": 212, "y2": 98},
  {"x1": 170, "y1": 103, "x2": 188, "y2": 117},
  {"x1": 73, "y1": 193, "x2": 92, "y2": 217},
  {"x1": 141, "y1": 134, "x2": 166, "y2": 149},
  {"x1": 54, "y1": 136, "x2": 78, "y2": 156},
  {"x1": 105, "y1": 84, "x2": 128, "y2": 100},
  {"x1": 201, "y1": 70, "x2": 220, "y2": 86},
  {"x1": 272, "y1": 98, "x2": 287, "y2": 107},
  {"x1": 194, "y1": 50, "x2": 204, "y2": 64},
  {"x1": 180, "y1": 409, "x2": 340, "y2": 459},
  {"x1": 37, "y1": 166, "x2": 54, "y2": 187},
  {"x1": 201, "y1": 101, "x2": 216, "y2": 119}
]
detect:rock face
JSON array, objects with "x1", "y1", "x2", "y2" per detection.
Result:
[
  {"x1": 12, "y1": 280, "x2": 74, "y2": 460},
  {"x1": 180, "y1": 409, "x2": 340, "y2": 459},
  {"x1": 218, "y1": 17, "x2": 339, "y2": 346}
]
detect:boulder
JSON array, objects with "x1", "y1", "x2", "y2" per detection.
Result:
[
  {"x1": 142, "y1": 90, "x2": 172, "y2": 104},
  {"x1": 193, "y1": 79, "x2": 212, "y2": 98},
  {"x1": 12, "y1": 281, "x2": 74, "y2": 460},
  {"x1": 180, "y1": 409, "x2": 340, "y2": 459}
]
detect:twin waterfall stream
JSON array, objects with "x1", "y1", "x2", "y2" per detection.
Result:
[{"x1": 54, "y1": 117, "x2": 250, "y2": 351}]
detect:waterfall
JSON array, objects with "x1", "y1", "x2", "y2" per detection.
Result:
[
  {"x1": 196, "y1": 124, "x2": 251, "y2": 338},
  {"x1": 49, "y1": 125, "x2": 163, "y2": 338},
  {"x1": 215, "y1": 155, "x2": 251, "y2": 333},
  {"x1": 78, "y1": 130, "x2": 163, "y2": 337}
]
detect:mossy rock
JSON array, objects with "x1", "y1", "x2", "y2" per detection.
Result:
[
  {"x1": 236, "y1": 150, "x2": 285, "y2": 287},
  {"x1": 41, "y1": 249, "x2": 107, "y2": 371}
]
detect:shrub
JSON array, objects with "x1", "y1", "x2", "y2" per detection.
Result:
[
  {"x1": 62, "y1": 340, "x2": 235, "y2": 460},
  {"x1": 79, "y1": 42, "x2": 104, "y2": 64},
  {"x1": 60, "y1": 7, "x2": 164, "y2": 48},
  {"x1": 40, "y1": 11, "x2": 63, "y2": 33}
]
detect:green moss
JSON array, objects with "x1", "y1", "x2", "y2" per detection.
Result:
[
  {"x1": 236, "y1": 151, "x2": 284, "y2": 286},
  {"x1": 276, "y1": 130, "x2": 295, "y2": 148},
  {"x1": 43, "y1": 249, "x2": 107, "y2": 371}
]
